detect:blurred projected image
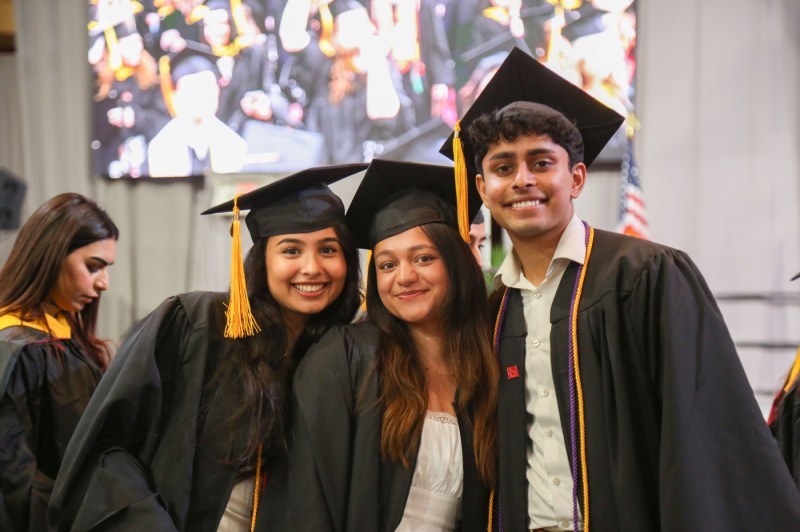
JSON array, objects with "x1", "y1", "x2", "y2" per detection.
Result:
[{"x1": 88, "y1": 0, "x2": 636, "y2": 179}]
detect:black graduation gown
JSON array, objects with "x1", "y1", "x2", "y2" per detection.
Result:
[
  {"x1": 288, "y1": 322, "x2": 491, "y2": 532},
  {"x1": 0, "y1": 325, "x2": 102, "y2": 532},
  {"x1": 48, "y1": 292, "x2": 286, "y2": 532},
  {"x1": 288, "y1": 39, "x2": 416, "y2": 165},
  {"x1": 491, "y1": 228, "x2": 800, "y2": 531},
  {"x1": 770, "y1": 376, "x2": 800, "y2": 489}
]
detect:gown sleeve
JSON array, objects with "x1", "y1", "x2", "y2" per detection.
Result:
[
  {"x1": 287, "y1": 323, "x2": 377, "y2": 532},
  {"x1": 771, "y1": 379, "x2": 800, "y2": 489},
  {"x1": 629, "y1": 249, "x2": 800, "y2": 529},
  {"x1": 48, "y1": 297, "x2": 191, "y2": 532},
  {"x1": 0, "y1": 346, "x2": 47, "y2": 531}
]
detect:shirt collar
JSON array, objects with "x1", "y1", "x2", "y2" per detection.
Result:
[{"x1": 494, "y1": 214, "x2": 586, "y2": 290}]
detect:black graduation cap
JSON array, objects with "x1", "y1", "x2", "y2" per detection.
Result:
[
  {"x1": 202, "y1": 163, "x2": 367, "y2": 240},
  {"x1": 0, "y1": 169, "x2": 27, "y2": 231},
  {"x1": 201, "y1": 163, "x2": 366, "y2": 339},
  {"x1": 562, "y1": 6, "x2": 609, "y2": 42},
  {"x1": 328, "y1": 0, "x2": 366, "y2": 18},
  {"x1": 439, "y1": 47, "x2": 625, "y2": 172},
  {"x1": 167, "y1": 46, "x2": 220, "y2": 84},
  {"x1": 345, "y1": 159, "x2": 482, "y2": 249},
  {"x1": 377, "y1": 118, "x2": 453, "y2": 165}
]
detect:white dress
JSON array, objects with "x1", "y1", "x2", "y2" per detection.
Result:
[
  {"x1": 396, "y1": 411, "x2": 464, "y2": 531},
  {"x1": 217, "y1": 477, "x2": 255, "y2": 532}
]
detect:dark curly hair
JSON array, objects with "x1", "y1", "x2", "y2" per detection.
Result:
[{"x1": 466, "y1": 105, "x2": 584, "y2": 173}]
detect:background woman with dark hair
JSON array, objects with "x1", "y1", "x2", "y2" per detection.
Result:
[
  {"x1": 0, "y1": 192, "x2": 118, "y2": 531},
  {"x1": 289, "y1": 160, "x2": 498, "y2": 531},
  {"x1": 49, "y1": 165, "x2": 365, "y2": 532}
]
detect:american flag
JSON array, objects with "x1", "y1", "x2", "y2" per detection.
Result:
[{"x1": 616, "y1": 140, "x2": 649, "y2": 239}]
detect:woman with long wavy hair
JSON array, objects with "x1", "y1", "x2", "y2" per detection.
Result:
[
  {"x1": 289, "y1": 160, "x2": 498, "y2": 531},
  {"x1": 49, "y1": 164, "x2": 365, "y2": 532},
  {"x1": 0, "y1": 193, "x2": 118, "y2": 531}
]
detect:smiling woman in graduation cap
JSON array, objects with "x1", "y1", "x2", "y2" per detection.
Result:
[
  {"x1": 288, "y1": 159, "x2": 497, "y2": 531},
  {"x1": 48, "y1": 164, "x2": 366, "y2": 532},
  {"x1": 439, "y1": 48, "x2": 800, "y2": 531}
]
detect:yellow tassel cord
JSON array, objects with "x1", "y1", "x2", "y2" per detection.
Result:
[
  {"x1": 571, "y1": 225, "x2": 594, "y2": 531},
  {"x1": 230, "y1": 0, "x2": 249, "y2": 38},
  {"x1": 104, "y1": 27, "x2": 122, "y2": 72},
  {"x1": 360, "y1": 250, "x2": 372, "y2": 313},
  {"x1": 158, "y1": 55, "x2": 177, "y2": 117},
  {"x1": 318, "y1": 1, "x2": 336, "y2": 58},
  {"x1": 452, "y1": 121, "x2": 470, "y2": 243},
  {"x1": 486, "y1": 490, "x2": 494, "y2": 532},
  {"x1": 225, "y1": 197, "x2": 261, "y2": 338},
  {"x1": 784, "y1": 346, "x2": 800, "y2": 393},
  {"x1": 250, "y1": 443, "x2": 263, "y2": 532}
]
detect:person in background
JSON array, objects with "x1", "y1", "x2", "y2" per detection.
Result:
[
  {"x1": 289, "y1": 159, "x2": 496, "y2": 531},
  {"x1": 441, "y1": 47, "x2": 800, "y2": 531},
  {"x1": 768, "y1": 270, "x2": 800, "y2": 490},
  {"x1": 88, "y1": 3, "x2": 169, "y2": 178},
  {"x1": 0, "y1": 193, "x2": 118, "y2": 531},
  {"x1": 469, "y1": 208, "x2": 488, "y2": 268},
  {"x1": 279, "y1": 0, "x2": 415, "y2": 163},
  {"x1": 147, "y1": 47, "x2": 248, "y2": 177},
  {"x1": 49, "y1": 165, "x2": 365, "y2": 531}
]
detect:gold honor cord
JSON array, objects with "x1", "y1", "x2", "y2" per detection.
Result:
[
  {"x1": 571, "y1": 224, "x2": 594, "y2": 530},
  {"x1": 250, "y1": 443, "x2": 263, "y2": 532}
]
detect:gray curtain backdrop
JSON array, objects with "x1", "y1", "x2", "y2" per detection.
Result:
[{"x1": 1, "y1": 0, "x2": 799, "y2": 413}]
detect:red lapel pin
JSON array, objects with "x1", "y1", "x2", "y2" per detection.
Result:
[{"x1": 506, "y1": 365, "x2": 519, "y2": 379}]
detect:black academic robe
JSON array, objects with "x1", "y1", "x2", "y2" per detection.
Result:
[
  {"x1": 0, "y1": 325, "x2": 103, "y2": 532},
  {"x1": 288, "y1": 38, "x2": 416, "y2": 164},
  {"x1": 491, "y1": 228, "x2": 800, "y2": 531},
  {"x1": 289, "y1": 321, "x2": 491, "y2": 532},
  {"x1": 48, "y1": 292, "x2": 285, "y2": 532},
  {"x1": 770, "y1": 377, "x2": 800, "y2": 489}
]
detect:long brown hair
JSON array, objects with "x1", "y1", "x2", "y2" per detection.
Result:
[
  {"x1": 0, "y1": 193, "x2": 119, "y2": 368},
  {"x1": 366, "y1": 222, "x2": 498, "y2": 487},
  {"x1": 206, "y1": 222, "x2": 362, "y2": 467}
]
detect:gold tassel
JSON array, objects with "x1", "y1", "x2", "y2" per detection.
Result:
[
  {"x1": 230, "y1": 0, "x2": 249, "y2": 40},
  {"x1": 225, "y1": 197, "x2": 261, "y2": 338},
  {"x1": 104, "y1": 27, "x2": 123, "y2": 72},
  {"x1": 318, "y1": 1, "x2": 336, "y2": 57},
  {"x1": 359, "y1": 250, "x2": 371, "y2": 314},
  {"x1": 158, "y1": 55, "x2": 177, "y2": 117},
  {"x1": 453, "y1": 121, "x2": 470, "y2": 242}
]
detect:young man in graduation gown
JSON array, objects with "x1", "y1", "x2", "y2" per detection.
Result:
[{"x1": 440, "y1": 48, "x2": 800, "y2": 531}]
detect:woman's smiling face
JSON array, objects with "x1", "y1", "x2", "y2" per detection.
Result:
[{"x1": 265, "y1": 227, "x2": 347, "y2": 326}]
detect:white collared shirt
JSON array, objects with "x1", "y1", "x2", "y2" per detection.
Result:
[{"x1": 494, "y1": 214, "x2": 586, "y2": 531}]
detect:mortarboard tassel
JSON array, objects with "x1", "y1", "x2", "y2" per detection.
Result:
[
  {"x1": 158, "y1": 55, "x2": 177, "y2": 117},
  {"x1": 452, "y1": 121, "x2": 470, "y2": 242},
  {"x1": 318, "y1": 1, "x2": 336, "y2": 58},
  {"x1": 359, "y1": 250, "x2": 372, "y2": 314},
  {"x1": 225, "y1": 196, "x2": 261, "y2": 338}
]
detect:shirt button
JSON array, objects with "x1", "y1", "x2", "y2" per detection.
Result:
[
  {"x1": 552, "y1": 477, "x2": 561, "y2": 486},
  {"x1": 534, "y1": 292, "x2": 542, "y2": 299},
  {"x1": 560, "y1": 521, "x2": 569, "y2": 529},
  {"x1": 545, "y1": 428, "x2": 554, "y2": 437},
  {"x1": 532, "y1": 339, "x2": 541, "y2": 347},
  {"x1": 540, "y1": 389, "x2": 550, "y2": 397}
]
